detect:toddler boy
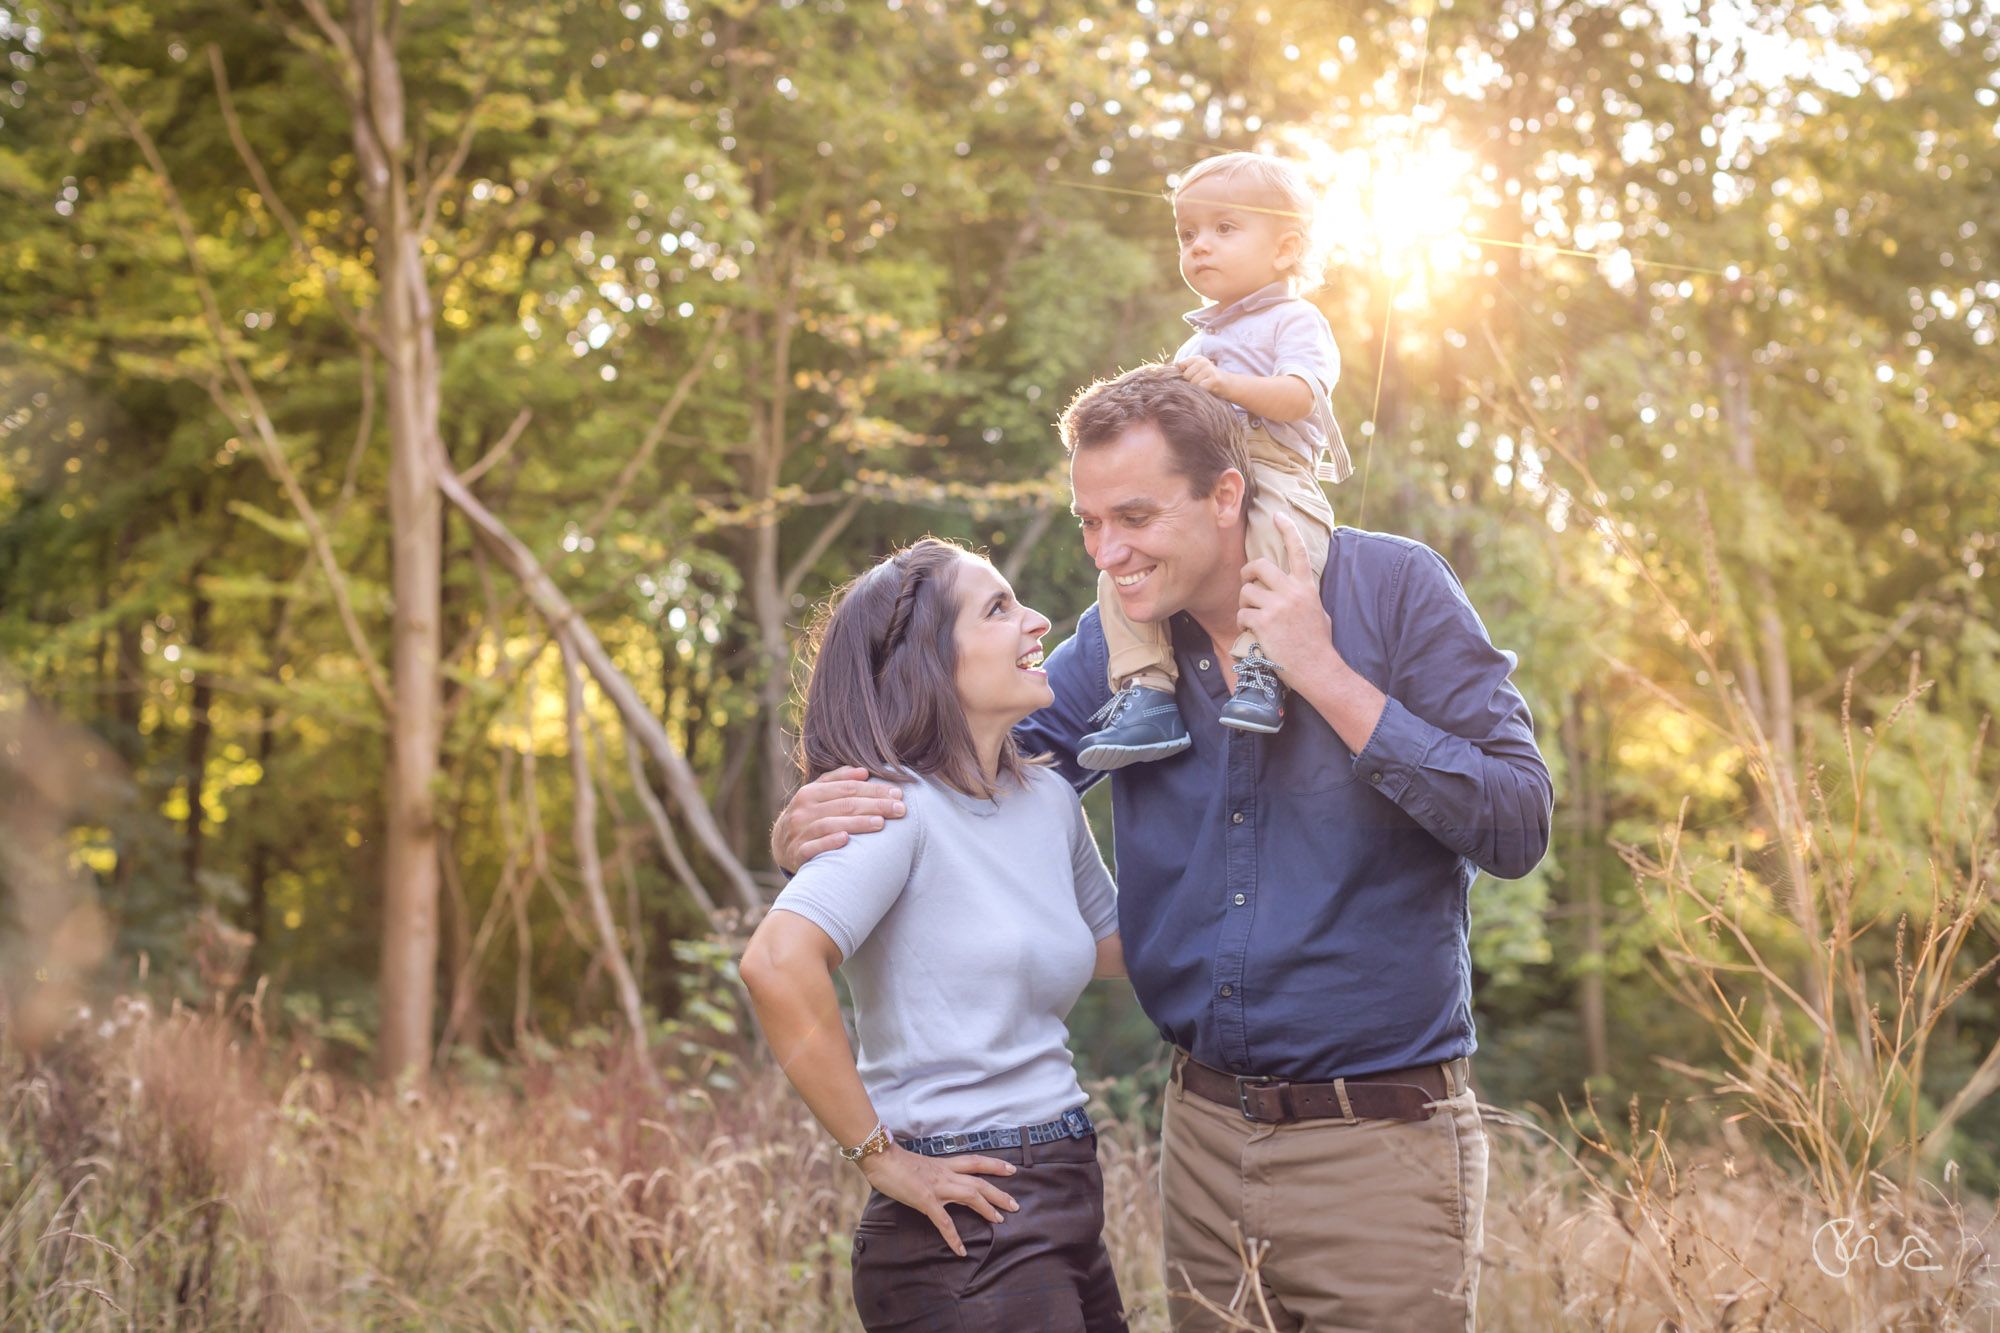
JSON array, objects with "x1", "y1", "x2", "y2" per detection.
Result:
[{"x1": 1078, "y1": 152, "x2": 1350, "y2": 770}]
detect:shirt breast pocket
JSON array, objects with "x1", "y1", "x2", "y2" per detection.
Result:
[{"x1": 1277, "y1": 705, "x2": 1359, "y2": 794}]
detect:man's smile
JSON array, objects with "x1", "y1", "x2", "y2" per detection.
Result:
[{"x1": 1112, "y1": 567, "x2": 1156, "y2": 589}]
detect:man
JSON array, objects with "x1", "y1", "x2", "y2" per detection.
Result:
[{"x1": 773, "y1": 365, "x2": 1552, "y2": 1331}]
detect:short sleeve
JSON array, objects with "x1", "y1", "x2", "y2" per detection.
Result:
[
  {"x1": 1273, "y1": 303, "x2": 1341, "y2": 395},
  {"x1": 1064, "y1": 786, "x2": 1119, "y2": 941},
  {"x1": 768, "y1": 799, "x2": 924, "y2": 960}
]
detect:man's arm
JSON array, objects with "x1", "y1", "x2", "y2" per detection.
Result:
[
  {"x1": 1241, "y1": 517, "x2": 1553, "y2": 881},
  {"x1": 769, "y1": 766, "x2": 906, "y2": 874},
  {"x1": 774, "y1": 610, "x2": 1109, "y2": 870}
]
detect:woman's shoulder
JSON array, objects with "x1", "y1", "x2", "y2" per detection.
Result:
[{"x1": 1014, "y1": 764, "x2": 1084, "y2": 812}]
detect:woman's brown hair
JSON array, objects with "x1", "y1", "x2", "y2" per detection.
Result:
[{"x1": 797, "y1": 538, "x2": 1037, "y2": 801}]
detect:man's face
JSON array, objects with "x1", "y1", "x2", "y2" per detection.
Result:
[{"x1": 1070, "y1": 420, "x2": 1244, "y2": 627}]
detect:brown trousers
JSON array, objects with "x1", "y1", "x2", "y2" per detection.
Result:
[
  {"x1": 1160, "y1": 1058, "x2": 1487, "y2": 1333},
  {"x1": 849, "y1": 1133, "x2": 1127, "y2": 1333},
  {"x1": 1100, "y1": 426, "x2": 1338, "y2": 692}
]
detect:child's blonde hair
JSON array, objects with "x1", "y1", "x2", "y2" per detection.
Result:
[{"x1": 1172, "y1": 152, "x2": 1324, "y2": 292}]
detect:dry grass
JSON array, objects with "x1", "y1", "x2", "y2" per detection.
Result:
[{"x1": 5, "y1": 998, "x2": 1996, "y2": 1332}]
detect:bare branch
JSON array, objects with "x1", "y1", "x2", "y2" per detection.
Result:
[
  {"x1": 581, "y1": 311, "x2": 733, "y2": 541},
  {"x1": 623, "y1": 726, "x2": 717, "y2": 918},
  {"x1": 999, "y1": 505, "x2": 1057, "y2": 586},
  {"x1": 64, "y1": 16, "x2": 393, "y2": 713},
  {"x1": 1799, "y1": 593, "x2": 1939, "y2": 709},
  {"x1": 293, "y1": 0, "x2": 361, "y2": 76},
  {"x1": 562, "y1": 639, "x2": 658, "y2": 1087},
  {"x1": 779, "y1": 493, "x2": 863, "y2": 606},
  {"x1": 416, "y1": 18, "x2": 536, "y2": 241},
  {"x1": 208, "y1": 44, "x2": 380, "y2": 352},
  {"x1": 435, "y1": 136, "x2": 587, "y2": 291},
  {"x1": 940, "y1": 162, "x2": 1052, "y2": 375},
  {"x1": 461, "y1": 407, "x2": 533, "y2": 487},
  {"x1": 430, "y1": 430, "x2": 764, "y2": 914}
]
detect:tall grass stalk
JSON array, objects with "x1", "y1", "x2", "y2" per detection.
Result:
[{"x1": 3, "y1": 996, "x2": 1996, "y2": 1330}]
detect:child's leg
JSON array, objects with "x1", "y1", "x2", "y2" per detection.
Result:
[
  {"x1": 1234, "y1": 432, "x2": 1335, "y2": 661},
  {"x1": 1081, "y1": 571, "x2": 1191, "y2": 769},
  {"x1": 1097, "y1": 570, "x2": 1180, "y2": 695}
]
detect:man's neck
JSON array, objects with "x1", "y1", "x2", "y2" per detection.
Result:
[{"x1": 1184, "y1": 534, "x2": 1252, "y2": 658}]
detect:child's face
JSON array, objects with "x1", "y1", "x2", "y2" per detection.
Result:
[{"x1": 1173, "y1": 176, "x2": 1301, "y2": 306}]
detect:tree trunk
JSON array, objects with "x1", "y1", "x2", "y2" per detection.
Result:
[
  {"x1": 1719, "y1": 349, "x2": 1823, "y2": 1024},
  {"x1": 181, "y1": 574, "x2": 213, "y2": 885},
  {"x1": 1561, "y1": 693, "x2": 1609, "y2": 1084},
  {"x1": 352, "y1": 0, "x2": 445, "y2": 1078}
]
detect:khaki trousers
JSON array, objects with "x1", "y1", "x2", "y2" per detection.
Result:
[
  {"x1": 1099, "y1": 427, "x2": 1338, "y2": 692},
  {"x1": 1159, "y1": 1059, "x2": 1486, "y2": 1333}
]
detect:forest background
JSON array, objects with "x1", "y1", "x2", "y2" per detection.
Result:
[{"x1": 3, "y1": 0, "x2": 2000, "y2": 1328}]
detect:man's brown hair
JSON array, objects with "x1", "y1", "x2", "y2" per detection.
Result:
[
  {"x1": 1058, "y1": 363, "x2": 1258, "y2": 506},
  {"x1": 797, "y1": 538, "x2": 1035, "y2": 801}
]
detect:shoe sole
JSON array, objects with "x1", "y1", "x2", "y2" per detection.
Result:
[
  {"x1": 1077, "y1": 738, "x2": 1192, "y2": 770},
  {"x1": 1217, "y1": 717, "x2": 1283, "y2": 734}
]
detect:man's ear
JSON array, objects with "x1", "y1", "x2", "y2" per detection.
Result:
[{"x1": 1210, "y1": 467, "x2": 1248, "y2": 528}]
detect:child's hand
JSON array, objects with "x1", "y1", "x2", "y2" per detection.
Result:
[{"x1": 1177, "y1": 356, "x2": 1232, "y2": 398}]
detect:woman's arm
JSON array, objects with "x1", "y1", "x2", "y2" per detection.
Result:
[
  {"x1": 739, "y1": 910, "x2": 1021, "y2": 1255},
  {"x1": 1092, "y1": 932, "x2": 1126, "y2": 979},
  {"x1": 739, "y1": 911, "x2": 879, "y2": 1143}
]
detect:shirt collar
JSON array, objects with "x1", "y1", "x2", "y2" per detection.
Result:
[{"x1": 1183, "y1": 280, "x2": 1292, "y2": 332}]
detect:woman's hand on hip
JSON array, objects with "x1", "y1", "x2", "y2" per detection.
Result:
[{"x1": 859, "y1": 1145, "x2": 1020, "y2": 1256}]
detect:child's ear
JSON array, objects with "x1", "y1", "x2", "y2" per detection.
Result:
[{"x1": 1275, "y1": 229, "x2": 1305, "y2": 271}]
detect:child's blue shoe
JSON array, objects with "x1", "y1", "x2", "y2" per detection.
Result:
[
  {"x1": 1078, "y1": 685, "x2": 1191, "y2": 770},
  {"x1": 1218, "y1": 648, "x2": 1285, "y2": 734}
]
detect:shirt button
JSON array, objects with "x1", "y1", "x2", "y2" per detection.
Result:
[
  {"x1": 1233, "y1": 893, "x2": 1246, "y2": 906},
  {"x1": 1219, "y1": 984, "x2": 1233, "y2": 997},
  {"x1": 1370, "y1": 771, "x2": 1384, "y2": 785},
  {"x1": 1199, "y1": 658, "x2": 1212, "y2": 671},
  {"x1": 1232, "y1": 811, "x2": 1245, "y2": 824}
]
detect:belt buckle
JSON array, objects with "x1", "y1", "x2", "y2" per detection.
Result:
[
  {"x1": 1235, "y1": 1075, "x2": 1288, "y2": 1123},
  {"x1": 1061, "y1": 1106, "x2": 1091, "y2": 1138},
  {"x1": 937, "y1": 1132, "x2": 966, "y2": 1154}
]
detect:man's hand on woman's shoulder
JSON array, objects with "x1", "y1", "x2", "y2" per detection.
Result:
[{"x1": 770, "y1": 765, "x2": 908, "y2": 873}]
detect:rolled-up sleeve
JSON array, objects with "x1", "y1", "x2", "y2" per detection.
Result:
[
  {"x1": 1272, "y1": 302, "x2": 1341, "y2": 396},
  {"x1": 1352, "y1": 546, "x2": 1553, "y2": 880}
]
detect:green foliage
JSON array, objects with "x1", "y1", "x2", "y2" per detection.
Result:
[{"x1": 2, "y1": 0, "x2": 1997, "y2": 1189}]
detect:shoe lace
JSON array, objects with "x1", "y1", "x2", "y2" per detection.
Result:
[
  {"x1": 1234, "y1": 648, "x2": 1282, "y2": 699},
  {"x1": 1089, "y1": 683, "x2": 1142, "y2": 726}
]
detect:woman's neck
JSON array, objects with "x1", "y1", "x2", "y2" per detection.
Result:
[{"x1": 970, "y1": 717, "x2": 1012, "y2": 783}]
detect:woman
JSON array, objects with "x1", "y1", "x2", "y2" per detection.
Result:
[{"x1": 739, "y1": 537, "x2": 1129, "y2": 1333}]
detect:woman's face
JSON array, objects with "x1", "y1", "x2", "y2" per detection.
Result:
[{"x1": 951, "y1": 554, "x2": 1055, "y2": 731}]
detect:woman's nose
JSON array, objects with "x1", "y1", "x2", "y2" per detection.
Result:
[{"x1": 1023, "y1": 607, "x2": 1051, "y2": 638}]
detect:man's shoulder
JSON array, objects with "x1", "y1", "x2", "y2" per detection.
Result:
[
  {"x1": 1323, "y1": 528, "x2": 1465, "y2": 611},
  {"x1": 1327, "y1": 525, "x2": 1445, "y2": 572},
  {"x1": 1056, "y1": 603, "x2": 1110, "y2": 669}
]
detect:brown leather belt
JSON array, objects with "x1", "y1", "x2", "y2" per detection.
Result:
[{"x1": 1175, "y1": 1051, "x2": 1464, "y2": 1124}]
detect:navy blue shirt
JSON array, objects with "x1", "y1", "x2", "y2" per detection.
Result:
[{"x1": 1016, "y1": 528, "x2": 1553, "y2": 1081}]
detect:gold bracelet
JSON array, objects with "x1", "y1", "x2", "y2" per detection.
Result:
[{"x1": 836, "y1": 1122, "x2": 893, "y2": 1164}]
